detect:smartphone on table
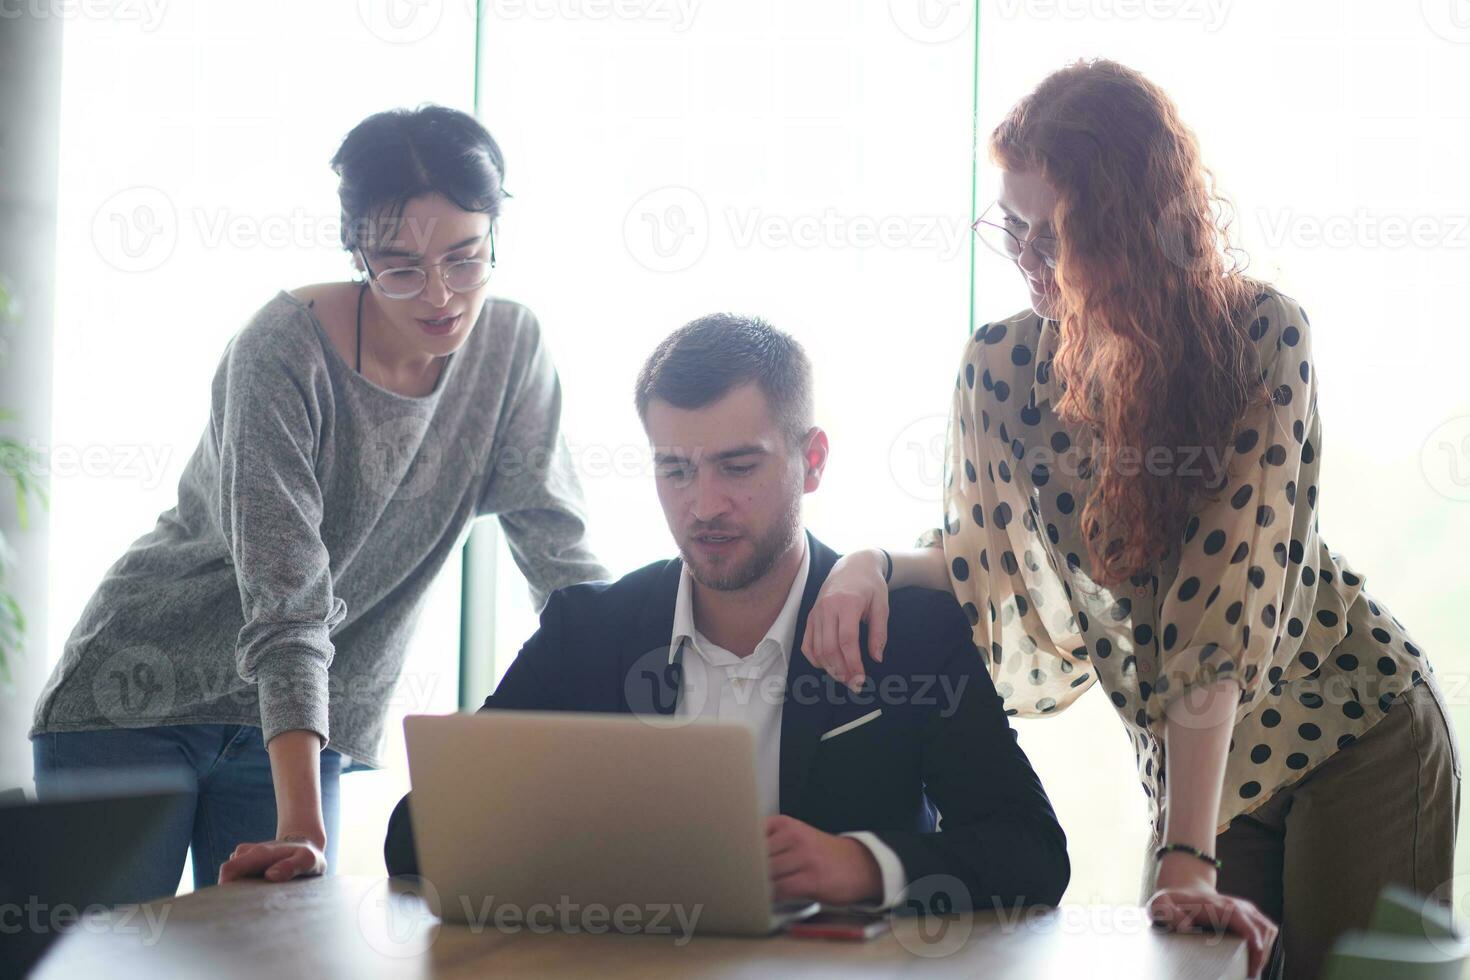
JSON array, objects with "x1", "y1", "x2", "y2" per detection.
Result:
[{"x1": 786, "y1": 912, "x2": 892, "y2": 941}]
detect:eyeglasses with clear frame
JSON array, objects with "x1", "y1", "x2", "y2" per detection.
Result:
[
  {"x1": 357, "y1": 229, "x2": 497, "y2": 300},
  {"x1": 971, "y1": 202, "x2": 1058, "y2": 270}
]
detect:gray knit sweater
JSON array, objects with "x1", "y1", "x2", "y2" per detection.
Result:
[{"x1": 31, "y1": 290, "x2": 609, "y2": 767}]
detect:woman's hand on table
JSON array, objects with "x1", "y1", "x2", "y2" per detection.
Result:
[
  {"x1": 1148, "y1": 858, "x2": 1278, "y2": 978},
  {"x1": 218, "y1": 831, "x2": 327, "y2": 884}
]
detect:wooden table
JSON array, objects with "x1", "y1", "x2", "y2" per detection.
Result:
[{"x1": 35, "y1": 875, "x2": 1247, "y2": 979}]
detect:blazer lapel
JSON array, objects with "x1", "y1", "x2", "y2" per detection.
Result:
[
  {"x1": 778, "y1": 531, "x2": 843, "y2": 815},
  {"x1": 612, "y1": 534, "x2": 850, "y2": 816},
  {"x1": 618, "y1": 558, "x2": 685, "y2": 717}
]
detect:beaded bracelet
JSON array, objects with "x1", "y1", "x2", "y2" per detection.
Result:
[{"x1": 1155, "y1": 843, "x2": 1223, "y2": 871}]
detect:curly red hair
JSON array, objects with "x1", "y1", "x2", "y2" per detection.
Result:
[{"x1": 989, "y1": 58, "x2": 1273, "y2": 588}]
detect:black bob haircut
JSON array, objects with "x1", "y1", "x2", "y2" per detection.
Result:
[
  {"x1": 331, "y1": 104, "x2": 507, "y2": 253},
  {"x1": 635, "y1": 313, "x2": 814, "y2": 450}
]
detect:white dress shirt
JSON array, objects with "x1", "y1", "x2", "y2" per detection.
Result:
[{"x1": 669, "y1": 537, "x2": 907, "y2": 910}]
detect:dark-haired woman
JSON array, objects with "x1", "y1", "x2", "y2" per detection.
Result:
[
  {"x1": 31, "y1": 105, "x2": 608, "y2": 899},
  {"x1": 801, "y1": 61, "x2": 1457, "y2": 980}
]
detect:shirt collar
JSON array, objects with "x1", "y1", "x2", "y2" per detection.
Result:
[{"x1": 670, "y1": 534, "x2": 812, "y2": 667}]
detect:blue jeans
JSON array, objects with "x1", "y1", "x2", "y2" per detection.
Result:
[{"x1": 31, "y1": 724, "x2": 342, "y2": 904}]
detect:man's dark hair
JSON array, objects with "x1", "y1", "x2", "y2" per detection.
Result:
[{"x1": 634, "y1": 313, "x2": 814, "y2": 449}]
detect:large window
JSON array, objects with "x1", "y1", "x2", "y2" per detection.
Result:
[
  {"x1": 50, "y1": 1, "x2": 478, "y2": 884},
  {"x1": 475, "y1": 0, "x2": 1470, "y2": 906},
  {"x1": 47, "y1": 1, "x2": 1467, "y2": 903},
  {"x1": 969, "y1": 1, "x2": 1470, "y2": 901}
]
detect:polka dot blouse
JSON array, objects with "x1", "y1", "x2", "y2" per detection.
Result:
[{"x1": 926, "y1": 285, "x2": 1435, "y2": 837}]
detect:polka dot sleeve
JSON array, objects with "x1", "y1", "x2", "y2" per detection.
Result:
[
  {"x1": 939, "y1": 316, "x2": 1095, "y2": 717},
  {"x1": 1147, "y1": 292, "x2": 1318, "y2": 726}
]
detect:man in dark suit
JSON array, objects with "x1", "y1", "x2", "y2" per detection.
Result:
[{"x1": 386, "y1": 313, "x2": 1069, "y2": 912}]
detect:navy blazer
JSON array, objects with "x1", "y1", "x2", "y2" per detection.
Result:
[{"x1": 385, "y1": 532, "x2": 1070, "y2": 910}]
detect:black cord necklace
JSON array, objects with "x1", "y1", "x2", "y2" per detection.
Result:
[{"x1": 354, "y1": 280, "x2": 366, "y2": 374}]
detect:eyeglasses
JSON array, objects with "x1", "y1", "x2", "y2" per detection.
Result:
[
  {"x1": 972, "y1": 202, "x2": 1058, "y2": 270},
  {"x1": 358, "y1": 230, "x2": 497, "y2": 300}
]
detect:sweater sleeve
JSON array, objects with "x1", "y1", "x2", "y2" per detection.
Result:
[
  {"x1": 212, "y1": 329, "x2": 345, "y2": 747},
  {"x1": 478, "y1": 308, "x2": 609, "y2": 609}
]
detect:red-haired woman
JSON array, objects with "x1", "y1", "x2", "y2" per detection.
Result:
[{"x1": 802, "y1": 59, "x2": 1458, "y2": 980}]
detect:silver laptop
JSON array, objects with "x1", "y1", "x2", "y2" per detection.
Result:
[{"x1": 403, "y1": 711, "x2": 821, "y2": 936}]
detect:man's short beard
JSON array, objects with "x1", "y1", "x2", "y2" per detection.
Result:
[{"x1": 682, "y1": 487, "x2": 803, "y2": 592}]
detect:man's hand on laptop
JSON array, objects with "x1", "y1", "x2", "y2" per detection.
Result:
[
  {"x1": 217, "y1": 831, "x2": 327, "y2": 885},
  {"x1": 765, "y1": 814, "x2": 882, "y2": 906}
]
